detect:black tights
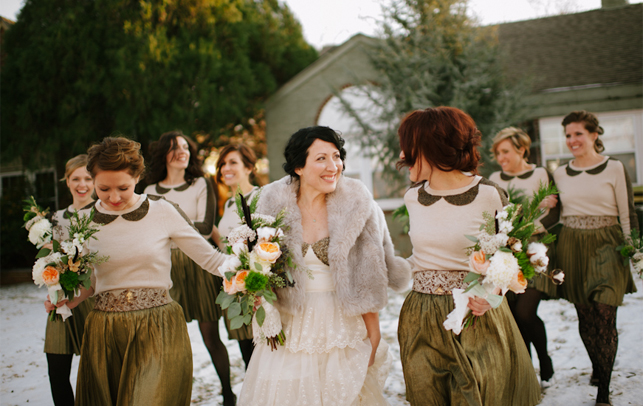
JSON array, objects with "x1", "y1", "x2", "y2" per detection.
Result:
[
  {"x1": 199, "y1": 321, "x2": 235, "y2": 404},
  {"x1": 575, "y1": 303, "x2": 618, "y2": 404},
  {"x1": 238, "y1": 339, "x2": 255, "y2": 369},
  {"x1": 509, "y1": 288, "x2": 553, "y2": 381},
  {"x1": 46, "y1": 353, "x2": 74, "y2": 406}
]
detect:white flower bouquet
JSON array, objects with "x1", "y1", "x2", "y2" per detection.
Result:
[
  {"x1": 23, "y1": 196, "x2": 53, "y2": 249},
  {"x1": 24, "y1": 198, "x2": 108, "y2": 321},
  {"x1": 215, "y1": 189, "x2": 296, "y2": 350},
  {"x1": 444, "y1": 183, "x2": 563, "y2": 335},
  {"x1": 617, "y1": 229, "x2": 643, "y2": 278}
]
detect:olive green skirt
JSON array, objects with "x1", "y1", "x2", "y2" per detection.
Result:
[
  {"x1": 75, "y1": 301, "x2": 192, "y2": 406},
  {"x1": 398, "y1": 291, "x2": 541, "y2": 406},
  {"x1": 44, "y1": 297, "x2": 95, "y2": 355},
  {"x1": 170, "y1": 248, "x2": 223, "y2": 322},
  {"x1": 557, "y1": 224, "x2": 636, "y2": 306}
]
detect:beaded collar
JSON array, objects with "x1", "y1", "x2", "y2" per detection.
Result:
[
  {"x1": 301, "y1": 237, "x2": 330, "y2": 266},
  {"x1": 92, "y1": 195, "x2": 163, "y2": 225},
  {"x1": 565, "y1": 157, "x2": 611, "y2": 177},
  {"x1": 154, "y1": 182, "x2": 190, "y2": 194}
]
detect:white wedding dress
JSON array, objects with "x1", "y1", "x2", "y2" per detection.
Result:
[{"x1": 238, "y1": 240, "x2": 392, "y2": 405}]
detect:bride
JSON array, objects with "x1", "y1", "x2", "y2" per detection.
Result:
[{"x1": 237, "y1": 126, "x2": 411, "y2": 405}]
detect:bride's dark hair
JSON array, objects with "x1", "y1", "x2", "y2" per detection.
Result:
[{"x1": 282, "y1": 126, "x2": 346, "y2": 180}]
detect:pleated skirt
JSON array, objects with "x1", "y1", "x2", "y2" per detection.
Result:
[
  {"x1": 44, "y1": 297, "x2": 95, "y2": 355},
  {"x1": 398, "y1": 291, "x2": 541, "y2": 406},
  {"x1": 170, "y1": 248, "x2": 223, "y2": 322},
  {"x1": 557, "y1": 224, "x2": 637, "y2": 306},
  {"x1": 75, "y1": 301, "x2": 192, "y2": 406}
]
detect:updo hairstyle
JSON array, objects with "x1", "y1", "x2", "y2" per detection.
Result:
[
  {"x1": 87, "y1": 137, "x2": 145, "y2": 179},
  {"x1": 146, "y1": 131, "x2": 204, "y2": 185},
  {"x1": 215, "y1": 143, "x2": 258, "y2": 185},
  {"x1": 561, "y1": 110, "x2": 605, "y2": 153},
  {"x1": 282, "y1": 126, "x2": 346, "y2": 180},
  {"x1": 397, "y1": 107, "x2": 481, "y2": 174},
  {"x1": 61, "y1": 154, "x2": 89, "y2": 181},
  {"x1": 491, "y1": 127, "x2": 531, "y2": 160}
]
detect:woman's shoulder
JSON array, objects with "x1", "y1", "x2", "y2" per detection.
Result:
[
  {"x1": 478, "y1": 177, "x2": 509, "y2": 206},
  {"x1": 488, "y1": 171, "x2": 502, "y2": 183}
]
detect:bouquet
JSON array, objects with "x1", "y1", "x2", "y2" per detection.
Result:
[
  {"x1": 215, "y1": 189, "x2": 296, "y2": 350},
  {"x1": 24, "y1": 198, "x2": 108, "y2": 321},
  {"x1": 23, "y1": 196, "x2": 53, "y2": 249},
  {"x1": 617, "y1": 229, "x2": 643, "y2": 278},
  {"x1": 444, "y1": 184, "x2": 564, "y2": 335}
]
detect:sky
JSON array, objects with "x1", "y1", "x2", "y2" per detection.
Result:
[{"x1": 1, "y1": 0, "x2": 640, "y2": 49}]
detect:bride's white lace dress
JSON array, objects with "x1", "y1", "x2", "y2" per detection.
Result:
[{"x1": 238, "y1": 238, "x2": 392, "y2": 405}]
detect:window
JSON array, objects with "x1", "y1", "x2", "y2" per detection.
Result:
[{"x1": 539, "y1": 109, "x2": 642, "y2": 185}]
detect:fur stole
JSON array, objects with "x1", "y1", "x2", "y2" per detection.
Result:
[{"x1": 256, "y1": 175, "x2": 411, "y2": 317}]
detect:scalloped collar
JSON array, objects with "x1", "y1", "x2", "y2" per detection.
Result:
[
  {"x1": 92, "y1": 194, "x2": 160, "y2": 225},
  {"x1": 565, "y1": 156, "x2": 610, "y2": 177},
  {"x1": 416, "y1": 176, "x2": 483, "y2": 207},
  {"x1": 154, "y1": 182, "x2": 190, "y2": 194},
  {"x1": 499, "y1": 166, "x2": 536, "y2": 181}
]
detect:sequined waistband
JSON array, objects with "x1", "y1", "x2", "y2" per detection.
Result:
[
  {"x1": 95, "y1": 288, "x2": 172, "y2": 312},
  {"x1": 562, "y1": 216, "x2": 618, "y2": 229},
  {"x1": 412, "y1": 270, "x2": 468, "y2": 295}
]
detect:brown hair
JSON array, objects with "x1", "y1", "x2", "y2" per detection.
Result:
[
  {"x1": 87, "y1": 137, "x2": 145, "y2": 178},
  {"x1": 397, "y1": 107, "x2": 481, "y2": 174},
  {"x1": 215, "y1": 143, "x2": 258, "y2": 184},
  {"x1": 61, "y1": 154, "x2": 89, "y2": 181},
  {"x1": 146, "y1": 131, "x2": 204, "y2": 185},
  {"x1": 562, "y1": 110, "x2": 605, "y2": 153},
  {"x1": 491, "y1": 127, "x2": 531, "y2": 160}
]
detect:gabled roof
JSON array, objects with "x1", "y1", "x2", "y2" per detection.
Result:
[
  {"x1": 266, "y1": 34, "x2": 379, "y2": 107},
  {"x1": 498, "y1": 3, "x2": 642, "y2": 92}
]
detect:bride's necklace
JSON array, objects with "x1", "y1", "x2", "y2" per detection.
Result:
[{"x1": 300, "y1": 202, "x2": 323, "y2": 223}]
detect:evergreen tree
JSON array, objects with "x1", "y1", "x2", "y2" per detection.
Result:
[{"x1": 337, "y1": 0, "x2": 530, "y2": 186}]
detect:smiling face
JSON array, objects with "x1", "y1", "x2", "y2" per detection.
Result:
[
  {"x1": 219, "y1": 151, "x2": 252, "y2": 187},
  {"x1": 165, "y1": 136, "x2": 190, "y2": 172},
  {"x1": 565, "y1": 122, "x2": 598, "y2": 159},
  {"x1": 66, "y1": 166, "x2": 94, "y2": 207},
  {"x1": 295, "y1": 139, "x2": 343, "y2": 195},
  {"x1": 494, "y1": 139, "x2": 526, "y2": 173},
  {"x1": 94, "y1": 170, "x2": 140, "y2": 211}
]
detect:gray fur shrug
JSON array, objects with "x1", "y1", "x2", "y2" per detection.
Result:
[{"x1": 256, "y1": 175, "x2": 411, "y2": 317}]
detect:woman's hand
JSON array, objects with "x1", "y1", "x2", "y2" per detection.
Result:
[
  {"x1": 42, "y1": 242, "x2": 54, "y2": 251},
  {"x1": 538, "y1": 195, "x2": 558, "y2": 210},
  {"x1": 362, "y1": 312, "x2": 381, "y2": 367},
  {"x1": 467, "y1": 296, "x2": 492, "y2": 316},
  {"x1": 44, "y1": 295, "x2": 69, "y2": 312}
]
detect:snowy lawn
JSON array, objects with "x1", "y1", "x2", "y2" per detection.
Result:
[{"x1": 1, "y1": 278, "x2": 642, "y2": 405}]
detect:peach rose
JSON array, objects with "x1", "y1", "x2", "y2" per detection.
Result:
[
  {"x1": 223, "y1": 277, "x2": 238, "y2": 295},
  {"x1": 233, "y1": 271, "x2": 249, "y2": 293},
  {"x1": 42, "y1": 266, "x2": 60, "y2": 286},
  {"x1": 469, "y1": 250, "x2": 490, "y2": 275},
  {"x1": 508, "y1": 271, "x2": 528, "y2": 294},
  {"x1": 254, "y1": 242, "x2": 281, "y2": 263}
]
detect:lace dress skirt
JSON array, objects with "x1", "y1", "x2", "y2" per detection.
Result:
[{"x1": 238, "y1": 246, "x2": 392, "y2": 406}]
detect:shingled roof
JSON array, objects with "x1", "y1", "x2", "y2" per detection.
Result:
[{"x1": 498, "y1": 3, "x2": 642, "y2": 92}]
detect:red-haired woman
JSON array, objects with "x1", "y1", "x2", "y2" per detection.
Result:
[
  {"x1": 554, "y1": 111, "x2": 638, "y2": 406},
  {"x1": 397, "y1": 107, "x2": 540, "y2": 405},
  {"x1": 144, "y1": 131, "x2": 236, "y2": 405}
]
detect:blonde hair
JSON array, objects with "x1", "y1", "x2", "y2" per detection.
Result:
[
  {"x1": 61, "y1": 154, "x2": 89, "y2": 181},
  {"x1": 491, "y1": 127, "x2": 531, "y2": 160},
  {"x1": 87, "y1": 137, "x2": 145, "y2": 178}
]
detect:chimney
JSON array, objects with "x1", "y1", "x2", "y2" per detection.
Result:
[{"x1": 602, "y1": 0, "x2": 629, "y2": 7}]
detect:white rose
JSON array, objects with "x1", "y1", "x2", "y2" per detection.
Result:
[
  {"x1": 256, "y1": 227, "x2": 284, "y2": 243},
  {"x1": 219, "y1": 256, "x2": 242, "y2": 277},
  {"x1": 28, "y1": 218, "x2": 52, "y2": 248},
  {"x1": 231, "y1": 241, "x2": 248, "y2": 256},
  {"x1": 249, "y1": 251, "x2": 272, "y2": 275}
]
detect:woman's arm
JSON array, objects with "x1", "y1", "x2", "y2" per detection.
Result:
[
  {"x1": 193, "y1": 177, "x2": 216, "y2": 235},
  {"x1": 362, "y1": 312, "x2": 381, "y2": 367}
]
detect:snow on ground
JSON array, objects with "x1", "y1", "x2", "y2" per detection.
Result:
[{"x1": 1, "y1": 278, "x2": 642, "y2": 405}]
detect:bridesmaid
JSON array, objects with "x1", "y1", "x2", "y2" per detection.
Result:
[
  {"x1": 211, "y1": 144, "x2": 259, "y2": 368},
  {"x1": 144, "y1": 131, "x2": 236, "y2": 405},
  {"x1": 397, "y1": 107, "x2": 541, "y2": 406},
  {"x1": 489, "y1": 127, "x2": 559, "y2": 382},
  {"x1": 45, "y1": 136, "x2": 229, "y2": 406},
  {"x1": 44, "y1": 154, "x2": 96, "y2": 406},
  {"x1": 554, "y1": 111, "x2": 638, "y2": 406}
]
